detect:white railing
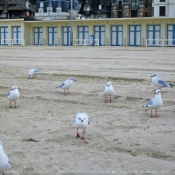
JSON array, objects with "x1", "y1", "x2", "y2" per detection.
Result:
[
  {"x1": 1, "y1": 39, "x2": 25, "y2": 46},
  {"x1": 73, "y1": 39, "x2": 99, "y2": 46},
  {"x1": 73, "y1": 39, "x2": 85, "y2": 46},
  {"x1": 162, "y1": 39, "x2": 175, "y2": 47},
  {"x1": 146, "y1": 39, "x2": 175, "y2": 47}
]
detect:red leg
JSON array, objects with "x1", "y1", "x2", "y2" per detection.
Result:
[
  {"x1": 10, "y1": 101, "x2": 12, "y2": 108},
  {"x1": 14, "y1": 101, "x2": 16, "y2": 108},
  {"x1": 64, "y1": 90, "x2": 66, "y2": 95},
  {"x1": 150, "y1": 110, "x2": 153, "y2": 118},
  {"x1": 110, "y1": 96, "x2": 112, "y2": 102},
  {"x1": 76, "y1": 128, "x2": 80, "y2": 138},
  {"x1": 81, "y1": 130, "x2": 85, "y2": 140},
  {"x1": 68, "y1": 89, "x2": 69, "y2": 95},
  {"x1": 156, "y1": 109, "x2": 158, "y2": 117}
]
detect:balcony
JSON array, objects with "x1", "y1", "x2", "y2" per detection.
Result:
[
  {"x1": 123, "y1": 0, "x2": 130, "y2": 3},
  {"x1": 130, "y1": 5, "x2": 138, "y2": 10}
]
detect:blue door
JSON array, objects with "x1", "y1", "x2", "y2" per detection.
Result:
[
  {"x1": 147, "y1": 25, "x2": 160, "y2": 46},
  {"x1": 34, "y1": 27, "x2": 43, "y2": 45},
  {"x1": 12, "y1": 26, "x2": 21, "y2": 45},
  {"x1": 129, "y1": 25, "x2": 141, "y2": 46},
  {"x1": 62, "y1": 26, "x2": 70, "y2": 46},
  {"x1": 111, "y1": 25, "x2": 123, "y2": 46},
  {"x1": 48, "y1": 27, "x2": 57, "y2": 46},
  {"x1": 0, "y1": 27, "x2": 8, "y2": 45},
  {"x1": 94, "y1": 26, "x2": 105, "y2": 46},
  {"x1": 78, "y1": 26, "x2": 89, "y2": 45},
  {"x1": 167, "y1": 24, "x2": 175, "y2": 46}
]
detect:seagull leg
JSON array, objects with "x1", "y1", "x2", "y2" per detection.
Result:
[
  {"x1": 105, "y1": 96, "x2": 107, "y2": 103},
  {"x1": 10, "y1": 101, "x2": 12, "y2": 108},
  {"x1": 68, "y1": 89, "x2": 69, "y2": 95},
  {"x1": 150, "y1": 110, "x2": 153, "y2": 118},
  {"x1": 81, "y1": 130, "x2": 85, "y2": 140},
  {"x1": 64, "y1": 90, "x2": 66, "y2": 95},
  {"x1": 14, "y1": 101, "x2": 17, "y2": 108},
  {"x1": 156, "y1": 109, "x2": 158, "y2": 117},
  {"x1": 76, "y1": 128, "x2": 80, "y2": 138},
  {"x1": 110, "y1": 96, "x2": 112, "y2": 102}
]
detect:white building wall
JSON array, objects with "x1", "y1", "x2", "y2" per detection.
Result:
[{"x1": 153, "y1": 0, "x2": 175, "y2": 17}]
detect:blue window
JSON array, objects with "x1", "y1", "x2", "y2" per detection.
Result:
[
  {"x1": 111, "y1": 25, "x2": 123, "y2": 46},
  {"x1": 34, "y1": 27, "x2": 43, "y2": 45},
  {"x1": 0, "y1": 27, "x2": 8, "y2": 45},
  {"x1": 129, "y1": 25, "x2": 141, "y2": 46},
  {"x1": 12, "y1": 26, "x2": 21, "y2": 45},
  {"x1": 48, "y1": 27, "x2": 57, "y2": 46}
]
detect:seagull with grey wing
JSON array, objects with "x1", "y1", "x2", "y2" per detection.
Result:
[
  {"x1": 103, "y1": 82, "x2": 115, "y2": 103},
  {"x1": 144, "y1": 89, "x2": 163, "y2": 118},
  {"x1": 28, "y1": 68, "x2": 40, "y2": 79},
  {"x1": 56, "y1": 77, "x2": 77, "y2": 95},
  {"x1": 74, "y1": 113, "x2": 90, "y2": 140},
  {"x1": 151, "y1": 73, "x2": 172, "y2": 91},
  {"x1": 0, "y1": 138, "x2": 11, "y2": 175},
  {"x1": 7, "y1": 86, "x2": 20, "y2": 108}
]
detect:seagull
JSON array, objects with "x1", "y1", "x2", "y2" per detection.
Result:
[
  {"x1": 0, "y1": 138, "x2": 11, "y2": 175},
  {"x1": 144, "y1": 89, "x2": 163, "y2": 118},
  {"x1": 7, "y1": 86, "x2": 20, "y2": 108},
  {"x1": 151, "y1": 73, "x2": 172, "y2": 90},
  {"x1": 103, "y1": 82, "x2": 115, "y2": 103},
  {"x1": 74, "y1": 113, "x2": 90, "y2": 140},
  {"x1": 56, "y1": 77, "x2": 77, "y2": 95},
  {"x1": 28, "y1": 68, "x2": 40, "y2": 79}
]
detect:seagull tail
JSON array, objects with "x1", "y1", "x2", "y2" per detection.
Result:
[{"x1": 169, "y1": 83, "x2": 173, "y2": 88}]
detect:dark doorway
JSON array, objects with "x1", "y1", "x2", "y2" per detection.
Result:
[
  {"x1": 118, "y1": 12, "x2": 123, "y2": 18},
  {"x1": 159, "y1": 6, "x2": 165, "y2": 16},
  {"x1": 119, "y1": 1, "x2": 122, "y2": 9},
  {"x1": 131, "y1": 10, "x2": 137, "y2": 17}
]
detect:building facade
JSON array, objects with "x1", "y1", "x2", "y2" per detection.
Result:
[
  {"x1": 35, "y1": 0, "x2": 81, "y2": 20},
  {"x1": 152, "y1": 0, "x2": 175, "y2": 17},
  {"x1": 112, "y1": 0, "x2": 152, "y2": 18},
  {"x1": 79, "y1": 0, "x2": 112, "y2": 19},
  {"x1": 0, "y1": 17, "x2": 175, "y2": 47},
  {"x1": 0, "y1": 0, "x2": 35, "y2": 20}
]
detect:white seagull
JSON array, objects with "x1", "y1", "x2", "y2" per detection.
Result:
[
  {"x1": 0, "y1": 138, "x2": 11, "y2": 175},
  {"x1": 151, "y1": 73, "x2": 172, "y2": 90},
  {"x1": 28, "y1": 68, "x2": 40, "y2": 79},
  {"x1": 56, "y1": 77, "x2": 77, "y2": 95},
  {"x1": 144, "y1": 89, "x2": 163, "y2": 118},
  {"x1": 7, "y1": 86, "x2": 20, "y2": 108},
  {"x1": 74, "y1": 113, "x2": 90, "y2": 140},
  {"x1": 103, "y1": 82, "x2": 115, "y2": 103}
]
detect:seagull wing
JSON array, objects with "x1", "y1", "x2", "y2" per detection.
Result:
[
  {"x1": 59, "y1": 82, "x2": 65, "y2": 88},
  {"x1": 158, "y1": 79, "x2": 169, "y2": 87}
]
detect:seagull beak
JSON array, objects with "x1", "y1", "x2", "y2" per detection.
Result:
[
  {"x1": 150, "y1": 75, "x2": 153, "y2": 77},
  {"x1": 74, "y1": 79, "x2": 77, "y2": 81}
]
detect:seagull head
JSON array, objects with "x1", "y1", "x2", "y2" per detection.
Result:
[
  {"x1": 11, "y1": 86, "x2": 18, "y2": 90},
  {"x1": 78, "y1": 116, "x2": 86, "y2": 123},
  {"x1": 107, "y1": 82, "x2": 112, "y2": 86},
  {"x1": 155, "y1": 89, "x2": 161, "y2": 94},
  {"x1": 69, "y1": 77, "x2": 77, "y2": 81},
  {"x1": 150, "y1": 73, "x2": 158, "y2": 78}
]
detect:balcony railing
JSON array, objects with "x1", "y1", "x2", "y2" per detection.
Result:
[
  {"x1": 131, "y1": 5, "x2": 138, "y2": 9},
  {"x1": 123, "y1": 0, "x2": 130, "y2": 3}
]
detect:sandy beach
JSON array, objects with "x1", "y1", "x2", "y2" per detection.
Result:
[{"x1": 0, "y1": 46, "x2": 175, "y2": 175}]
